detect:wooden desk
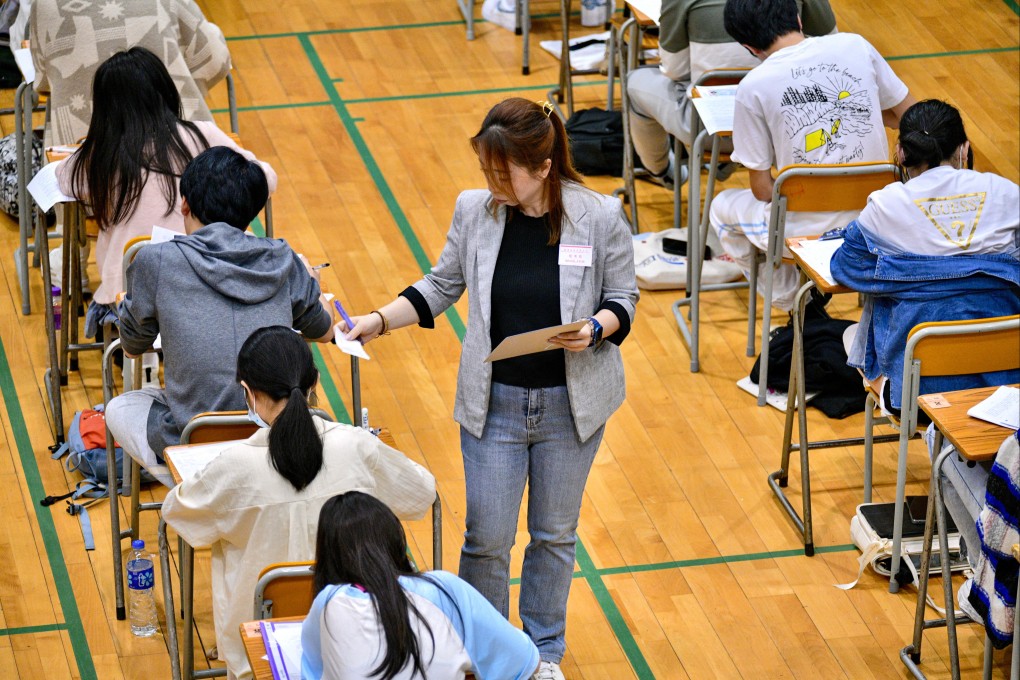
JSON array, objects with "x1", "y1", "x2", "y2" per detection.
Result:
[
  {"x1": 240, "y1": 617, "x2": 303, "y2": 680},
  {"x1": 767, "y1": 236, "x2": 899, "y2": 555},
  {"x1": 918, "y1": 385, "x2": 1016, "y2": 462}
]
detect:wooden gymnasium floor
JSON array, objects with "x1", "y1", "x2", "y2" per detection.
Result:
[{"x1": 0, "y1": 0, "x2": 1016, "y2": 678}]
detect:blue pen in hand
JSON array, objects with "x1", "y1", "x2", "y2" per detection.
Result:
[{"x1": 333, "y1": 300, "x2": 361, "y2": 344}]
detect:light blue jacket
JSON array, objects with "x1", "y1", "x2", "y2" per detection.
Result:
[
  {"x1": 830, "y1": 222, "x2": 1020, "y2": 408},
  {"x1": 301, "y1": 571, "x2": 539, "y2": 680}
]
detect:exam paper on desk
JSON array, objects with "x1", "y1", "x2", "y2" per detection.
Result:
[{"x1": 27, "y1": 161, "x2": 74, "y2": 212}]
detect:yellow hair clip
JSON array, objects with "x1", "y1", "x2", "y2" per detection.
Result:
[{"x1": 535, "y1": 99, "x2": 555, "y2": 118}]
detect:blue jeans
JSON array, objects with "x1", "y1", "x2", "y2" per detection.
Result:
[{"x1": 459, "y1": 382, "x2": 604, "y2": 662}]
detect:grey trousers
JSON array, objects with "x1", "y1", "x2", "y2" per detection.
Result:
[
  {"x1": 105, "y1": 387, "x2": 175, "y2": 487},
  {"x1": 626, "y1": 66, "x2": 693, "y2": 175}
]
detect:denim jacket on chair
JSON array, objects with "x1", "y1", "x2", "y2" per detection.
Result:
[{"x1": 830, "y1": 222, "x2": 1020, "y2": 409}]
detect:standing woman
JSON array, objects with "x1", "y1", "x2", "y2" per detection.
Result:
[
  {"x1": 57, "y1": 47, "x2": 276, "y2": 331},
  {"x1": 342, "y1": 97, "x2": 639, "y2": 679}
]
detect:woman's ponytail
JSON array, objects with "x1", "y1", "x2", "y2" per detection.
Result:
[
  {"x1": 267, "y1": 385, "x2": 323, "y2": 491},
  {"x1": 898, "y1": 99, "x2": 968, "y2": 172}
]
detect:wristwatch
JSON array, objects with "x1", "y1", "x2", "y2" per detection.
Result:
[{"x1": 585, "y1": 316, "x2": 604, "y2": 349}]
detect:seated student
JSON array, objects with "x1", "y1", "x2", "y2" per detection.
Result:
[
  {"x1": 302, "y1": 491, "x2": 539, "y2": 680},
  {"x1": 106, "y1": 146, "x2": 335, "y2": 487},
  {"x1": 56, "y1": 47, "x2": 276, "y2": 327},
  {"x1": 163, "y1": 328, "x2": 437, "y2": 680},
  {"x1": 709, "y1": 0, "x2": 915, "y2": 311},
  {"x1": 30, "y1": 0, "x2": 230, "y2": 145},
  {"x1": 830, "y1": 99, "x2": 1020, "y2": 416},
  {"x1": 627, "y1": 0, "x2": 836, "y2": 189}
]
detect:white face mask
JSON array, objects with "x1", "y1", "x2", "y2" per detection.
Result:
[{"x1": 243, "y1": 386, "x2": 270, "y2": 429}]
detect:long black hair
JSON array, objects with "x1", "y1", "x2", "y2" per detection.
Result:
[
  {"x1": 898, "y1": 99, "x2": 970, "y2": 172},
  {"x1": 69, "y1": 47, "x2": 209, "y2": 230},
  {"x1": 314, "y1": 492, "x2": 461, "y2": 680},
  {"x1": 236, "y1": 326, "x2": 322, "y2": 491}
]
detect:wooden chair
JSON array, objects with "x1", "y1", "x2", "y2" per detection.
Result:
[
  {"x1": 254, "y1": 562, "x2": 315, "y2": 620},
  {"x1": 753, "y1": 162, "x2": 899, "y2": 405},
  {"x1": 669, "y1": 68, "x2": 751, "y2": 371},
  {"x1": 869, "y1": 315, "x2": 1020, "y2": 592}
]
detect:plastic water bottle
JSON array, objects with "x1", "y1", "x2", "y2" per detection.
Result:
[
  {"x1": 127, "y1": 539, "x2": 158, "y2": 637},
  {"x1": 580, "y1": 0, "x2": 607, "y2": 27}
]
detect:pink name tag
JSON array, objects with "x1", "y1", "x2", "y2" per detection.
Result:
[{"x1": 558, "y1": 244, "x2": 592, "y2": 267}]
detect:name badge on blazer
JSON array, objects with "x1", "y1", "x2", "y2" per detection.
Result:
[{"x1": 558, "y1": 244, "x2": 592, "y2": 267}]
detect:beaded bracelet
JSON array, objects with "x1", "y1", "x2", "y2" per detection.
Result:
[{"x1": 371, "y1": 310, "x2": 391, "y2": 336}]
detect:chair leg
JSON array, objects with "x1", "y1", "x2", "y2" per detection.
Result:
[
  {"x1": 983, "y1": 633, "x2": 993, "y2": 680},
  {"x1": 130, "y1": 459, "x2": 142, "y2": 542},
  {"x1": 863, "y1": 391, "x2": 875, "y2": 503},
  {"x1": 889, "y1": 425, "x2": 913, "y2": 593},
  {"x1": 757, "y1": 252, "x2": 775, "y2": 406},
  {"x1": 160, "y1": 520, "x2": 183, "y2": 680},
  {"x1": 935, "y1": 465, "x2": 962, "y2": 680},
  {"x1": 432, "y1": 493, "x2": 442, "y2": 571},
  {"x1": 746, "y1": 249, "x2": 759, "y2": 358}
]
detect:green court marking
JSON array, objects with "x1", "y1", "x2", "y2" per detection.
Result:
[
  {"x1": 0, "y1": 339, "x2": 96, "y2": 679},
  {"x1": 311, "y1": 345, "x2": 352, "y2": 424},
  {"x1": 576, "y1": 541, "x2": 655, "y2": 679},
  {"x1": 887, "y1": 45, "x2": 1019, "y2": 61},
  {"x1": 597, "y1": 544, "x2": 857, "y2": 576},
  {"x1": 344, "y1": 80, "x2": 607, "y2": 104},
  {"x1": 225, "y1": 11, "x2": 591, "y2": 42},
  {"x1": 211, "y1": 100, "x2": 329, "y2": 115},
  {"x1": 1004, "y1": 0, "x2": 1020, "y2": 17},
  {"x1": 0, "y1": 622, "x2": 69, "y2": 637},
  {"x1": 298, "y1": 34, "x2": 466, "y2": 340}
]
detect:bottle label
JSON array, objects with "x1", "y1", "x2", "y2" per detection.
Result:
[{"x1": 128, "y1": 564, "x2": 154, "y2": 590}]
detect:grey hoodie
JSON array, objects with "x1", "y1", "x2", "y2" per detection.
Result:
[{"x1": 119, "y1": 222, "x2": 332, "y2": 457}]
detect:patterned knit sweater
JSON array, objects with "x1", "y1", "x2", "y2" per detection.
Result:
[{"x1": 30, "y1": 0, "x2": 230, "y2": 145}]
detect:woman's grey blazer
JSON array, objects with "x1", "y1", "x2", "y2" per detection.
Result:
[{"x1": 409, "y1": 182, "x2": 639, "y2": 442}]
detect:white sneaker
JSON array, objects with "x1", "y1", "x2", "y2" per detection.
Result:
[{"x1": 533, "y1": 661, "x2": 566, "y2": 680}]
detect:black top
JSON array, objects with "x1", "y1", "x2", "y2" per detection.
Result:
[{"x1": 488, "y1": 211, "x2": 566, "y2": 388}]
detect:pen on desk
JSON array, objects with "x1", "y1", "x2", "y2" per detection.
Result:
[{"x1": 312, "y1": 262, "x2": 330, "y2": 270}]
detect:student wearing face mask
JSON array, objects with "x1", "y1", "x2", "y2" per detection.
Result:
[
  {"x1": 162, "y1": 326, "x2": 436, "y2": 680},
  {"x1": 831, "y1": 99, "x2": 1020, "y2": 417}
]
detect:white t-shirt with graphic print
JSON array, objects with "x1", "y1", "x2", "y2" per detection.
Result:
[
  {"x1": 856, "y1": 165, "x2": 1020, "y2": 256},
  {"x1": 731, "y1": 32, "x2": 909, "y2": 172}
]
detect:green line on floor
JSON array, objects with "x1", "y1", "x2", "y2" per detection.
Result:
[
  {"x1": 1003, "y1": 0, "x2": 1020, "y2": 17},
  {"x1": 211, "y1": 100, "x2": 330, "y2": 115},
  {"x1": 0, "y1": 622, "x2": 69, "y2": 637},
  {"x1": 887, "y1": 45, "x2": 1019, "y2": 61},
  {"x1": 298, "y1": 34, "x2": 466, "y2": 340},
  {"x1": 597, "y1": 544, "x2": 857, "y2": 576},
  {"x1": 576, "y1": 541, "x2": 655, "y2": 679},
  {"x1": 344, "y1": 80, "x2": 607, "y2": 104},
  {"x1": 0, "y1": 338, "x2": 96, "y2": 679}
]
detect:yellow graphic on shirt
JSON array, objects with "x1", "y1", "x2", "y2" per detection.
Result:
[{"x1": 913, "y1": 192, "x2": 987, "y2": 250}]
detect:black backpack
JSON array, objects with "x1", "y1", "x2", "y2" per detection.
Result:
[{"x1": 564, "y1": 108, "x2": 642, "y2": 177}]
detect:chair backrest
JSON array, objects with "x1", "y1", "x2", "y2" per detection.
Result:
[
  {"x1": 181, "y1": 408, "x2": 335, "y2": 445},
  {"x1": 254, "y1": 561, "x2": 315, "y2": 619},
  {"x1": 774, "y1": 162, "x2": 900, "y2": 213},
  {"x1": 908, "y1": 315, "x2": 1020, "y2": 378},
  {"x1": 121, "y1": 235, "x2": 151, "y2": 289},
  {"x1": 900, "y1": 315, "x2": 1020, "y2": 431},
  {"x1": 693, "y1": 68, "x2": 751, "y2": 89},
  {"x1": 181, "y1": 411, "x2": 258, "y2": 445}
]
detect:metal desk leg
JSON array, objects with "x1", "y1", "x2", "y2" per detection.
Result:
[
  {"x1": 160, "y1": 519, "x2": 183, "y2": 680},
  {"x1": 182, "y1": 542, "x2": 195, "y2": 680},
  {"x1": 900, "y1": 434, "x2": 945, "y2": 677},
  {"x1": 432, "y1": 494, "x2": 443, "y2": 571},
  {"x1": 458, "y1": 0, "x2": 476, "y2": 40},
  {"x1": 39, "y1": 205, "x2": 64, "y2": 444},
  {"x1": 935, "y1": 452, "x2": 962, "y2": 680},
  {"x1": 14, "y1": 82, "x2": 31, "y2": 315},
  {"x1": 521, "y1": 0, "x2": 531, "y2": 74},
  {"x1": 617, "y1": 18, "x2": 637, "y2": 231}
]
